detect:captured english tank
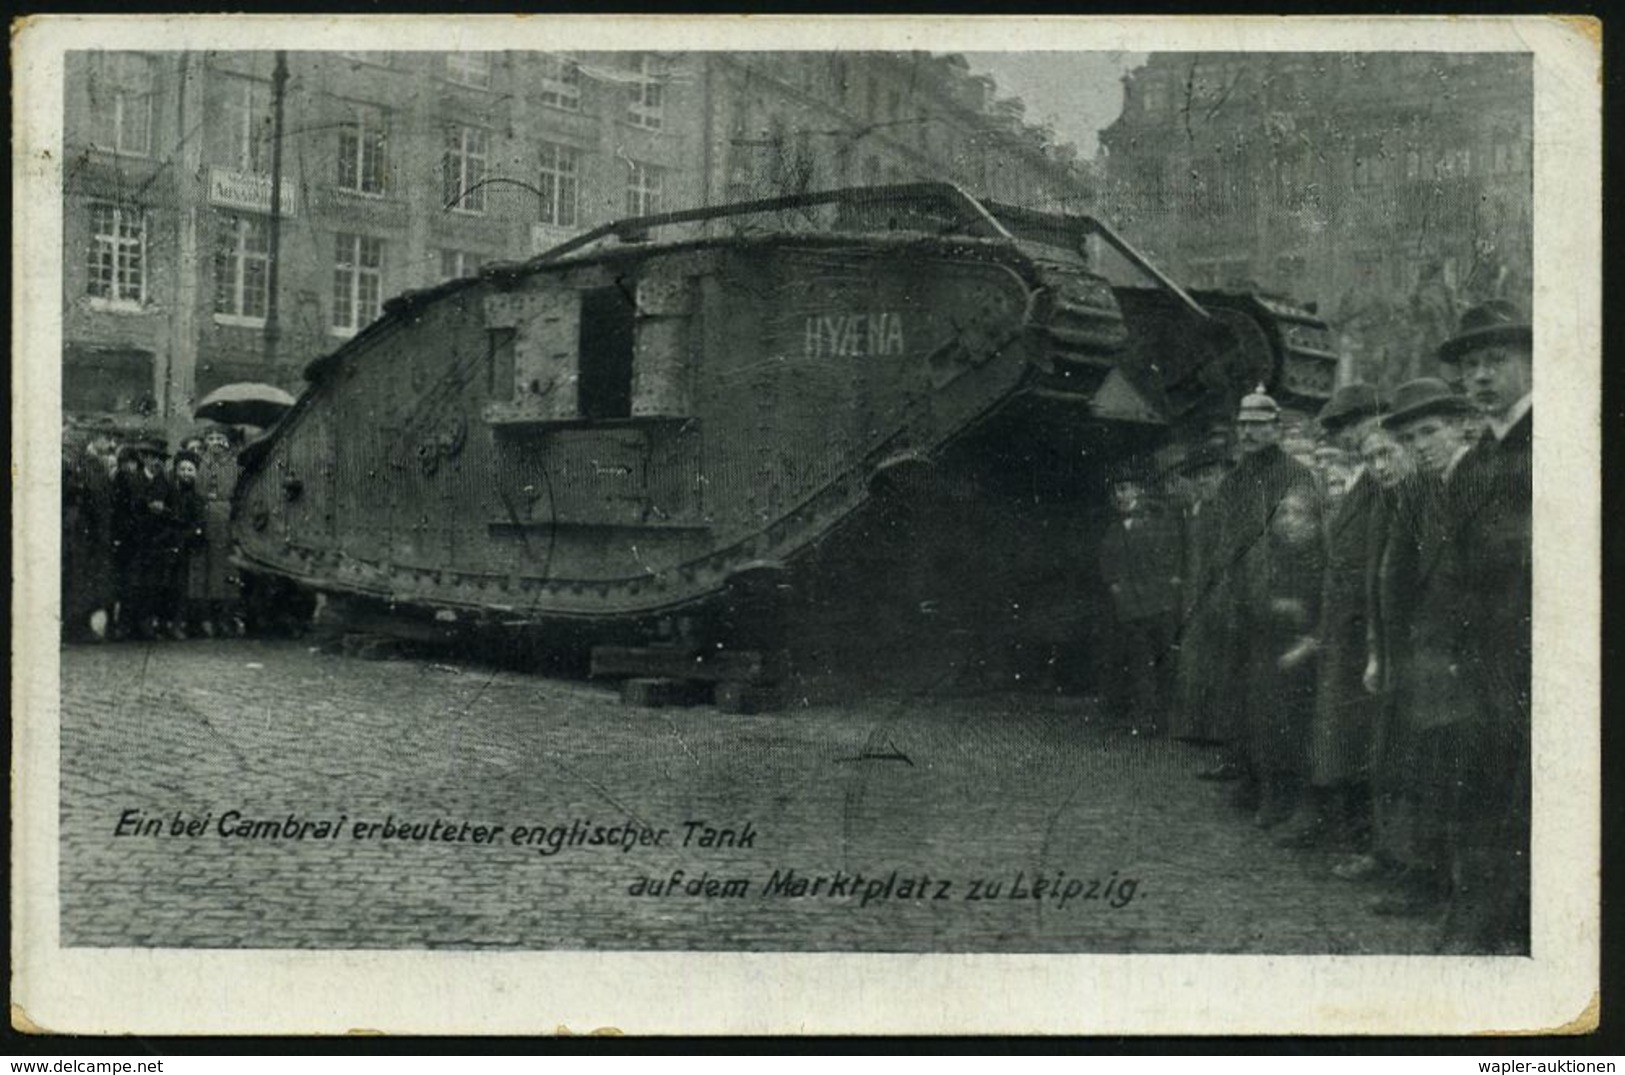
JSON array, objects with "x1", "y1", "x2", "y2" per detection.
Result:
[{"x1": 233, "y1": 183, "x2": 1337, "y2": 692}]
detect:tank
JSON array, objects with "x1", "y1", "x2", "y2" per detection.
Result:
[{"x1": 233, "y1": 183, "x2": 1337, "y2": 686}]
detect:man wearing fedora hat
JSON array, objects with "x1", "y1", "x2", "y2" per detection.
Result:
[
  {"x1": 1368, "y1": 376, "x2": 1479, "y2": 920},
  {"x1": 1431, "y1": 300, "x2": 1533, "y2": 954},
  {"x1": 1273, "y1": 384, "x2": 1385, "y2": 852},
  {"x1": 112, "y1": 435, "x2": 177, "y2": 641}
]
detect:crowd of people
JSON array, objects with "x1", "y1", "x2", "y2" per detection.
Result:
[
  {"x1": 1097, "y1": 300, "x2": 1533, "y2": 955},
  {"x1": 61, "y1": 421, "x2": 244, "y2": 643}
]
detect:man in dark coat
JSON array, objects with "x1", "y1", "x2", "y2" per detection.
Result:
[
  {"x1": 1169, "y1": 441, "x2": 1234, "y2": 745},
  {"x1": 1434, "y1": 300, "x2": 1533, "y2": 954},
  {"x1": 1279, "y1": 384, "x2": 1386, "y2": 851},
  {"x1": 1097, "y1": 462, "x2": 1185, "y2": 735},
  {"x1": 1373, "y1": 377, "x2": 1479, "y2": 917},
  {"x1": 1203, "y1": 386, "x2": 1321, "y2": 814},
  {"x1": 62, "y1": 427, "x2": 117, "y2": 642},
  {"x1": 112, "y1": 437, "x2": 177, "y2": 641},
  {"x1": 1337, "y1": 417, "x2": 1419, "y2": 885}
]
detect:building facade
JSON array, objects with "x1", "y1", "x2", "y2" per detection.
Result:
[
  {"x1": 1097, "y1": 52, "x2": 1532, "y2": 387},
  {"x1": 62, "y1": 49, "x2": 1088, "y2": 426}
]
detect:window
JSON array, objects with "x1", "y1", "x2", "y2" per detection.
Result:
[
  {"x1": 87, "y1": 202, "x2": 148, "y2": 307},
  {"x1": 446, "y1": 52, "x2": 491, "y2": 88},
  {"x1": 213, "y1": 213, "x2": 270, "y2": 322},
  {"x1": 442, "y1": 124, "x2": 489, "y2": 213},
  {"x1": 221, "y1": 77, "x2": 272, "y2": 172},
  {"x1": 538, "y1": 141, "x2": 580, "y2": 227},
  {"x1": 337, "y1": 103, "x2": 387, "y2": 195},
  {"x1": 625, "y1": 159, "x2": 664, "y2": 216},
  {"x1": 332, "y1": 232, "x2": 383, "y2": 334},
  {"x1": 87, "y1": 53, "x2": 153, "y2": 156},
  {"x1": 538, "y1": 54, "x2": 582, "y2": 111},
  {"x1": 578, "y1": 287, "x2": 636, "y2": 420},
  {"x1": 626, "y1": 53, "x2": 664, "y2": 130},
  {"x1": 438, "y1": 249, "x2": 481, "y2": 281}
]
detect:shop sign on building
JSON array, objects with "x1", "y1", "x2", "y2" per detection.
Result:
[{"x1": 208, "y1": 166, "x2": 299, "y2": 218}]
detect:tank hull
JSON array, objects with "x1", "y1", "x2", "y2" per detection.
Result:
[{"x1": 233, "y1": 188, "x2": 1333, "y2": 668}]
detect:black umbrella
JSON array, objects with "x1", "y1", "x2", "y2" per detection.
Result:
[{"x1": 192, "y1": 382, "x2": 298, "y2": 428}]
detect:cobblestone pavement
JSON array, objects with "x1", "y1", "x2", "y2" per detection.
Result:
[{"x1": 58, "y1": 639, "x2": 1439, "y2": 953}]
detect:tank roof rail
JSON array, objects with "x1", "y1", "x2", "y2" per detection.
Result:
[
  {"x1": 529, "y1": 181, "x2": 1208, "y2": 320},
  {"x1": 527, "y1": 181, "x2": 1014, "y2": 266}
]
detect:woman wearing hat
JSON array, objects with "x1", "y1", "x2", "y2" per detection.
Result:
[
  {"x1": 1240, "y1": 485, "x2": 1327, "y2": 831},
  {"x1": 197, "y1": 424, "x2": 245, "y2": 636}
]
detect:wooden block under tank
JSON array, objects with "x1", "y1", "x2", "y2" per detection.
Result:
[
  {"x1": 714, "y1": 681, "x2": 785, "y2": 715},
  {"x1": 620, "y1": 677, "x2": 714, "y2": 708},
  {"x1": 591, "y1": 645, "x2": 777, "y2": 684},
  {"x1": 340, "y1": 632, "x2": 418, "y2": 661}
]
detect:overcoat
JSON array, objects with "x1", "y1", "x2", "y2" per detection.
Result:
[
  {"x1": 1366, "y1": 476, "x2": 1429, "y2": 866},
  {"x1": 1439, "y1": 410, "x2": 1533, "y2": 951},
  {"x1": 1170, "y1": 500, "x2": 1226, "y2": 741},
  {"x1": 1369, "y1": 462, "x2": 1477, "y2": 886},
  {"x1": 1383, "y1": 467, "x2": 1477, "y2": 737},
  {"x1": 1239, "y1": 509, "x2": 1326, "y2": 777},
  {"x1": 1308, "y1": 472, "x2": 1383, "y2": 786},
  {"x1": 1452, "y1": 412, "x2": 1532, "y2": 734},
  {"x1": 1206, "y1": 444, "x2": 1319, "y2": 743},
  {"x1": 169, "y1": 480, "x2": 211, "y2": 602},
  {"x1": 197, "y1": 452, "x2": 241, "y2": 601},
  {"x1": 62, "y1": 455, "x2": 116, "y2": 627},
  {"x1": 1097, "y1": 511, "x2": 1183, "y2": 622},
  {"x1": 113, "y1": 465, "x2": 177, "y2": 616}
]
